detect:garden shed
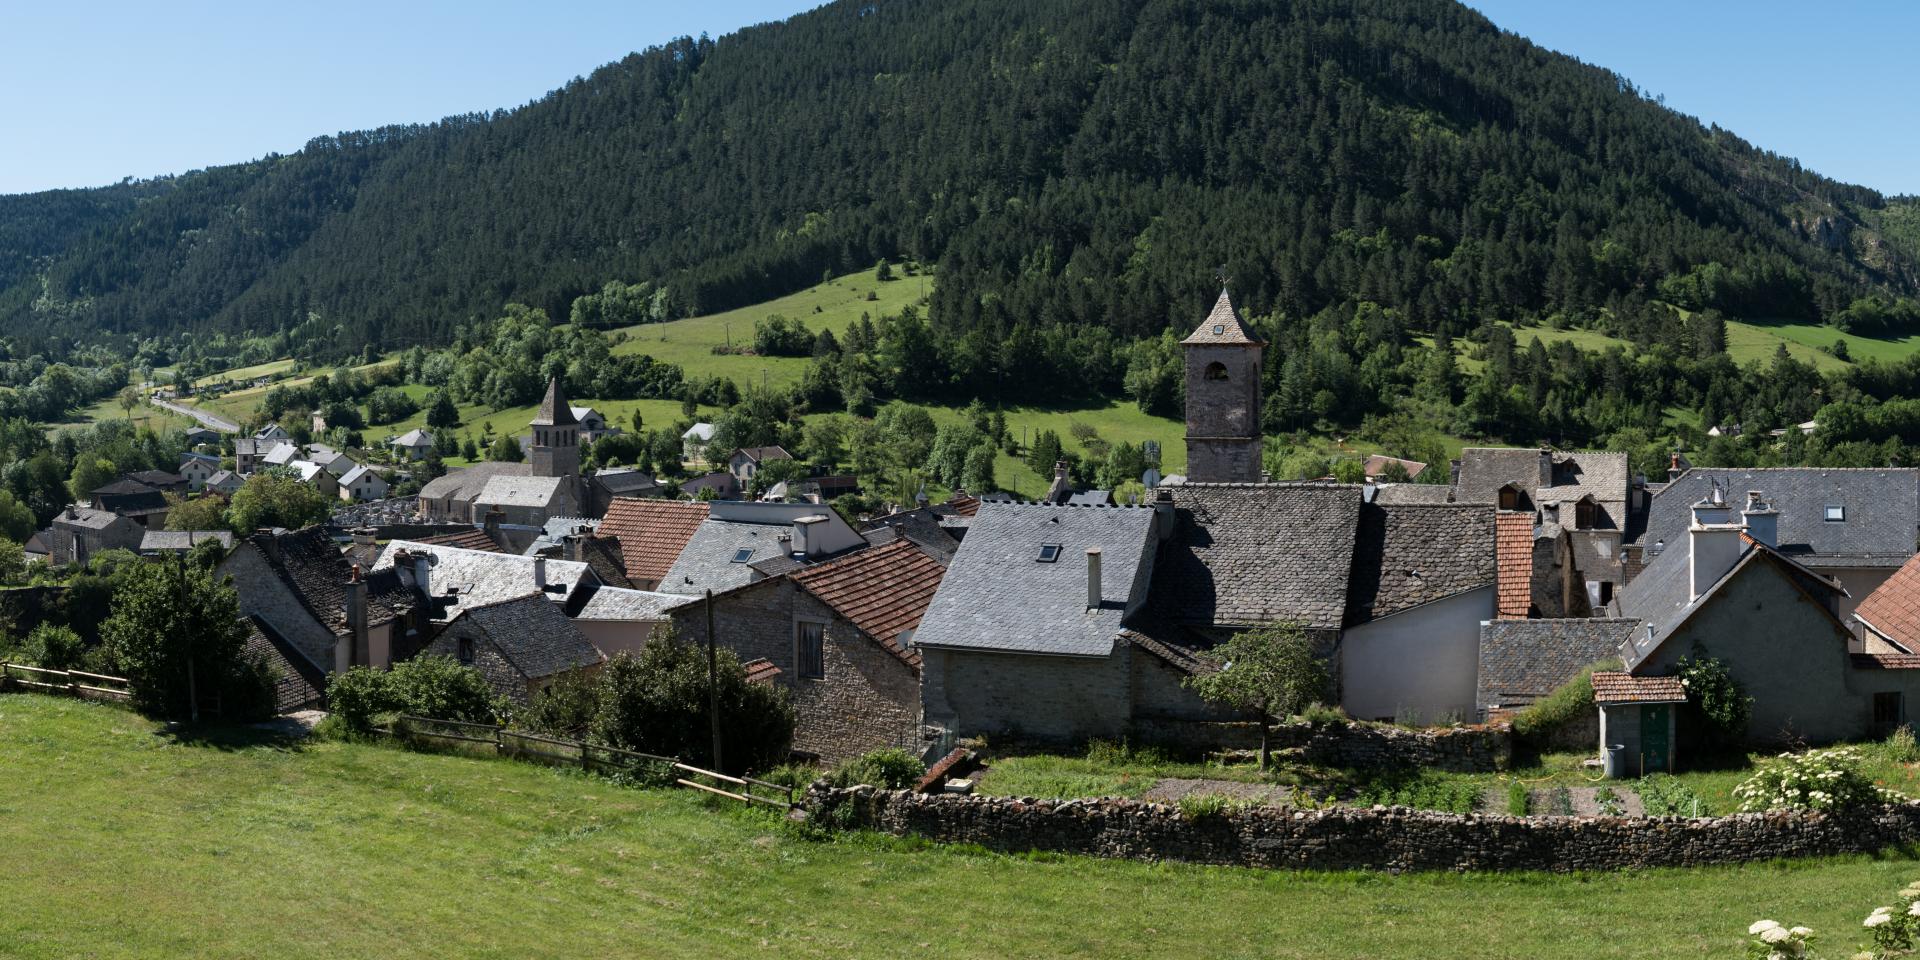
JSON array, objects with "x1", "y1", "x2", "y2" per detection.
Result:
[{"x1": 1591, "y1": 672, "x2": 1687, "y2": 778}]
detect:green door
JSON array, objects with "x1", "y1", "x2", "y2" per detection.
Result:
[{"x1": 1642, "y1": 704, "x2": 1671, "y2": 774}]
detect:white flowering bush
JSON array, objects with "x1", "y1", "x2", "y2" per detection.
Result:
[
  {"x1": 1733, "y1": 747, "x2": 1904, "y2": 813},
  {"x1": 1744, "y1": 919, "x2": 1815, "y2": 958}
]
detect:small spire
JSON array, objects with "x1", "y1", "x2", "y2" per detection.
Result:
[
  {"x1": 531, "y1": 376, "x2": 578, "y2": 426},
  {"x1": 1182, "y1": 288, "x2": 1264, "y2": 346}
]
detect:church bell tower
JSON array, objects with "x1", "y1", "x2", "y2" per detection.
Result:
[
  {"x1": 1182, "y1": 289, "x2": 1265, "y2": 483},
  {"x1": 529, "y1": 376, "x2": 581, "y2": 480}
]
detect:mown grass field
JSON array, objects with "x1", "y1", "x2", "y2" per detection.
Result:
[
  {"x1": 44, "y1": 393, "x2": 195, "y2": 437},
  {"x1": 5, "y1": 694, "x2": 1920, "y2": 959},
  {"x1": 610, "y1": 268, "x2": 932, "y2": 389},
  {"x1": 186, "y1": 357, "x2": 401, "y2": 427},
  {"x1": 1735, "y1": 318, "x2": 1920, "y2": 366}
]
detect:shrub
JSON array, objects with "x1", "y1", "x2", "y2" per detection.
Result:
[
  {"x1": 517, "y1": 668, "x2": 600, "y2": 739},
  {"x1": 1353, "y1": 771, "x2": 1480, "y2": 814},
  {"x1": 1511, "y1": 659, "x2": 1619, "y2": 744},
  {"x1": 1594, "y1": 786, "x2": 1624, "y2": 817},
  {"x1": 1085, "y1": 738, "x2": 1168, "y2": 767},
  {"x1": 385, "y1": 656, "x2": 501, "y2": 725},
  {"x1": 1733, "y1": 747, "x2": 1903, "y2": 813},
  {"x1": 1505, "y1": 780, "x2": 1529, "y2": 816},
  {"x1": 1299, "y1": 702, "x2": 1350, "y2": 727},
  {"x1": 324, "y1": 666, "x2": 395, "y2": 735},
  {"x1": 1636, "y1": 774, "x2": 1704, "y2": 817},
  {"x1": 590, "y1": 637, "x2": 795, "y2": 775},
  {"x1": 22, "y1": 624, "x2": 86, "y2": 670},
  {"x1": 1888, "y1": 725, "x2": 1920, "y2": 764},
  {"x1": 1176, "y1": 793, "x2": 1257, "y2": 821},
  {"x1": 1740, "y1": 919, "x2": 1816, "y2": 959},
  {"x1": 832, "y1": 749, "x2": 923, "y2": 790},
  {"x1": 1675, "y1": 651, "x2": 1752, "y2": 748},
  {"x1": 1856, "y1": 879, "x2": 1920, "y2": 958}
]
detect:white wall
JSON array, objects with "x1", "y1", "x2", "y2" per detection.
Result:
[
  {"x1": 1340, "y1": 586, "x2": 1493, "y2": 725},
  {"x1": 575, "y1": 618, "x2": 668, "y2": 659}
]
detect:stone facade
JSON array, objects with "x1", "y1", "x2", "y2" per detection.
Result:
[
  {"x1": 219, "y1": 544, "x2": 341, "y2": 673},
  {"x1": 671, "y1": 578, "x2": 921, "y2": 762},
  {"x1": 423, "y1": 625, "x2": 544, "y2": 706},
  {"x1": 807, "y1": 785, "x2": 1920, "y2": 874},
  {"x1": 922, "y1": 642, "x2": 1136, "y2": 743}
]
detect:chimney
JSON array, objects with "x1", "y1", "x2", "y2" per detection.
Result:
[
  {"x1": 1688, "y1": 485, "x2": 1743, "y2": 601},
  {"x1": 256, "y1": 529, "x2": 279, "y2": 564},
  {"x1": 344, "y1": 564, "x2": 369, "y2": 670},
  {"x1": 351, "y1": 526, "x2": 376, "y2": 548},
  {"x1": 532, "y1": 554, "x2": 548, "y2": 591},
  {"x1": 1086, "y1": 547, "x2": 1103, "y2": 611},
  {"x1": 1537, "y1": 447, "x2": 1553, "y2": 487},
  {"x1": 484, "y1": 506, "x2": 504, "y2": 536},
  {"x1": 413, "y1": 551, "x2": 432, "y2": 598},
  {"x1": 1742, "y1": 490, "x2": 1779, "y2": 548},
  {"x1": 564, "y1": 533, "x2": 586, "y2": 563},
  {"x1": 1667, "y1": 453, "x2": 1685, "y2": 484},
  {"x1": 1046, "y1": 460, "x2": 1072, "y2": 505},
  {"x1": 792, "y1": 515, "x2": 827, "y2": 558}
]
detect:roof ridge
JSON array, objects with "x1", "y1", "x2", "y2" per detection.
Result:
[{"x1": 453, "y1": 590, "x2": 551, "y2": 616}]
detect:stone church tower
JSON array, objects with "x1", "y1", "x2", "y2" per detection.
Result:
[
  {"x1": 529, "y1": 376, "x2": 581, "y2": 479},
  {"x1": 1183, "y1": 289, "x2": 1265, "y2": 483}
]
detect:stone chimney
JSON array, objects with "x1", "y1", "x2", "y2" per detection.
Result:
[
  {"x1": 351, "y1": 527, "x2": 376, "y2": 549},
  {"x1": 1688, "y1": 484, "x2": 1744, "y2": 601},
  {"x1": 1667, "y1": 453, "x2": 1685, "y2": 484},
  {"x1": 413, "y1": 550, "x2": 432, "y2": 598},
  {"x1": 1046, "y1": 460, "x2": 1072, "y2": 505},
  {"x1": 343, "y1": 564, "x2": 368, "y2": 671},
  {"x1": 256, "y1": 529, "x2": 279, "y2": 564},
  {"x1": 1537, "y1": 447, "x2": 1554, "y2": 487},
  {"x1": 1742, "y1": 490, "x2": 1779, "y2": 548},
  {"x1": 532, "y1": 554, "x2": 548, "y2": 591},
  {"x1": 1086, "y1": 547, "x2": 1103, "y2": 611},
  {"x1": 792, "y1": 515, "x2": 828, "y2": 558},
  {"x1": 483, "y1": 506, "x2": 504, "y2": 538}
]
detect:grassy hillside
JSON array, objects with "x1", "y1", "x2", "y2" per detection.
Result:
[
  {"x1": 1734, "y1": 318, "x2": 1920, "y2": 366},
  {"x1": 610, "y1": 268, "x2": 931, "y2": 390},
  {"x1": 4, "y1": 694, "x2": 1919, "y2": 959}
]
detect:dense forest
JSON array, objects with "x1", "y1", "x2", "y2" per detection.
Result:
[{"x1": 2, "y1": 0, "x2": 1917, "y2": 371}]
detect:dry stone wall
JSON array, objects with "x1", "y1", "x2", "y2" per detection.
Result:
[{"x1": 806, "y1": 785, "x2": 1920, "y2": 873}]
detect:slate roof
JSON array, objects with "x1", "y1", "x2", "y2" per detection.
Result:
[
  {"x1": 1475, "y1": 618, "x2": 1640, "y2": 710},
  {"x1": 1495, "y1": 512, "x2": 1535, "y2": 618},
  {"x1": 597, "y1": 499, "x2": 709, "y2": 584},
  {"x1": 127, "y1": 470, "x2": 185, "y2": 488},
  {"x1": 859, "y1": 507, "x2": 960, "y2": 563},
  {"x1": 263, "y1": 443, "x2": 301, "y2": 466},
  {"x1": 417, "y1": 461, "x2": 532, "y2": 503},
  {"x1": 914, "y1": 503, "x2": 1158, "y2": 657},
  {"x1": 1371, "y1": 483, "x2": 1455, "y2": 505},
  {"x1": 1613, "y1": 535, "x2": 1849, "y2": 669},
  {"x1": 1068, "y1": 491, "x2": 1112, "y2": 507},
  {"x1": 242, "y1": 615, "x2": 327, "y2": 714},
  {"x1": 140, "y1": 530, "x2": 234, "y2": 553},
  {"x1": 205, "y1": 470, "x2": 243, "y2": 491},
  {"x1": 523, "y1": 516, "x2": 598, "y2": 555},
  {"x1": 1181, "y1": 289, "x2": 1263, "y2": 346},
  {"x1": 416, "y1": 527, "x2": 502, "y2": 552},
  {"x1": 592, "y1": 468, "x2": 659, "y2": 495},
  {"x1": 245, "y1": 527, "x2": 411, "y2": 633},
  {"x1": 732, "y1": 445, "x2": 793, "y2": 465},
  {"x1": 55, "y1": 506, "x2": 130, "y2": 531},
  {"x1": 573, "y1": 586, "x2": 696, "y2": 622},
  {"x1": 1590, "y1": 672, "x2": 1688, "y2": 705},
  {"x1": 1455, "y1": 448, "x2": 1630, "y2": 531},
  {"x1": 790, "y1": 538, "x2": 946, "y2": 666},
  {"x1": 1149, "y1": 483, "x2": 1363, "y2": 631},
  {"x1": 446, "y1": 593, "x2": 603, "y2": 681},
  {"x1": 1645, "y1": 468, "x2": 1919, "y2": 569},
  {"x1": 339, "y1": 465, "x2": 383, "y2": 488},
  {"x1": 1855, "y1": 552, "x2": 1920, "y2": 652},
  {"x1": 577, "y1": 537, "x2": 635, "y2": 590},
  {"x1": 392, "y1": 429, "x2": 433, "y2": 447},
  {"x1": 476, "y1": 474, "x2": 572, "y2": 509},
  {"x1": 94, "y1": 488, "x2": 169, "y2": 515},
  {"x1": 372, "y1": 540, "x2": 595, "y2": 620},
  {"x1": 531, "y1": 377, "x2": 578, "y2": 427},
  {"x1": 682, "y1": 423, "x2": 716, "y2": 441},
  {"x1": 92, "y1": 478, "x2": 159, "y2": 497},
  {"x1": 661, "y1": 517, "x2": 821, "y2": 595},
  {"x1": 1344, "y1": 503, "x2": 1495, "y2": 625}
]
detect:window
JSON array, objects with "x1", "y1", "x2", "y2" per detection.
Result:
[
  {"x1": 1498, "y1": 486, "x2": 1520, "y2": 511},
  {"x1": 1598, "y1": 581, "x2": 1613, "y2": 605},
  {"x1": 1203, "y1": 361, "x2": 1229, "y2": 381},
  {"x1": 1037, "y1": 544, "x2": 1062, "y2": 563},
  {"x1": 1825, "y1": 504, "x2": 1846, "y2": 522},
  {"x1": 1875, "y1": 692, "x2": 1903, "y2": 727},
  {"x1": 796, "y1": 621, "x2": 825, "y2": 679},
  {"x1": 1211, "y1": 324, "x2": 1225, "y2": 336},
  {"x1": 731, "y1": 547, "x2": 754, "y2": 563},
  {"x1": 456, "y1": 637, "x2": 475, "y2": 665},
  {"x1": 1574, "y1": 500, "x2": 1596, "y2": 530}
]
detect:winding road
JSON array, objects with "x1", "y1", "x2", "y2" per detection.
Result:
[{"x1": 150, "y1": 397, "x2": 240, "y2": 434}]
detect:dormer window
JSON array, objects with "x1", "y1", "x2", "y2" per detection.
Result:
[
  {"x1": 1574, "y1": 499, "x2": 1597, "y2": 530},
  {"x1": 1498, "y1": 485, "x2": 1520, "y2": 511},
  {"x1": 1037, "y1": 544, "x2": 1062, "y2": 563},
  {"x1": 1825, "y1": 504, "x2": 1846, "y2": 522}
]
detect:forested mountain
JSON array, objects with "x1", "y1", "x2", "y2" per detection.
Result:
[{"x1": 3, "y1": 0, "x2": 1916, "y2": 363}]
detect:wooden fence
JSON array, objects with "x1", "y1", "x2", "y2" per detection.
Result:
[
  {"x1": 0, "y1": 662, "x2": 131, "y2": 702},
  {"x1": 388, "y1": 714, "x2": 795, "y2": 809}
]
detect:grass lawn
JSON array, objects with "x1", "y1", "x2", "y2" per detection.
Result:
[
  {"x1": 6, "y1": 695, "x2": 1920, "y2": 959},
  {"x1": 186, "y1": 357, "x2": 401, "y2": 426},
  {"x1": 610, "y1": 268, "x2": 932, "y2": 390},
  {"x1": 190, "y1": 357, "x2": 298, "y2": 389},
  {"x1": 1724, "y1": 320, "x2": 1852, "y2": 373},
  {"x1": 43, "y1": 394, "x2": 196, "y2": 437},
  {"x1": 1735, "y1": 318, "x2": 1920, "y2": 366}
]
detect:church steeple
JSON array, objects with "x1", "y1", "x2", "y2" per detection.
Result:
[
  {"x1": 1182, "y1": 288, "x2": 1264, "y2": 483},
  {"x1": 529, "y1": 376, "x2": 580, "y2": 478}
]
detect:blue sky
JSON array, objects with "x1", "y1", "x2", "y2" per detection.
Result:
[{"x1": 2, "y1": 2, "x2": 1914, "y2": 196}]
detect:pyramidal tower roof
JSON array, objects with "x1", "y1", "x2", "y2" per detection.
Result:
[
  {"x1": 532, "y1": 376, "x2": 579, "y2": 426},
  {"x1": 1182, "y1": 288, "x2": 1264, "y2": 346}
]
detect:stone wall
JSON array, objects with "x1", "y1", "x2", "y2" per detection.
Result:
[
  {"x1": 807, "y1": 785, "x2": 1920, "y2": 873},
  {"x1": 923, "y1": 643, "x2": 1134, "y2": 743},
  {"x1": 1129, "y1": 718, "x2": 1511, "y2": 773}
]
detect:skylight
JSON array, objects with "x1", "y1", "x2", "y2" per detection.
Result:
[
  {"x1": 731, "y1": 547, "x2": 754, "y2": 563},
  {"x1": 1212, "y1": 324, "x2": 1224, "y2": 335},
  {"x1": 1825, "y1": 504, "x2": 1846, "y2": 522},
  {"x1": 1037, "y1": 544, "x2": 1062, "y2": 563}
]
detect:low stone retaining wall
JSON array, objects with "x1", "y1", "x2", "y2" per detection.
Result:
[
  {"x1": 1131, "y1": 718, "x2": 1511, "y2": 773},
  {"x1": 806, "y1": 785, "x2": 1920, "y2": 873}
]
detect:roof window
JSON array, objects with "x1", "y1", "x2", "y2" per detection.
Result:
[
  {"x1": 1037, "y1": 544, "x2": 1062, "y2": 563},
  {"x1": 731, "y1": 547, "x2": 755, "y2": 563},
  {"x1": 1212, "y1": 325, "x2": 1224, "y2": 335},
  {"x1": 1825, "y1": 504, "x2": 1846, "y2": 522}
]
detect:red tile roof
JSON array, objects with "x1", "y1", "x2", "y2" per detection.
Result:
[
  {"x1": 1855, "y1": 552, "x2": 1920, "y2": 652},
  {"x1": 1495, "y1": 511, "x2": 1533, "y2": 619},
  {"x1": 742, "y1": 658, "x2": 782, "y2": 685},
  {"x1": 944, "y1": 495, "x2": 981, "y2": 518},
  {"x1": 597, "y1": 499, "x2": 709, "y2": 585},
  {"x1": 1851, "y1": 653, "x2": 1920, "y2": 670},
  {"x1": 789, "y1": 538, "x2": 946, "y2": 667},
  {"x1": 416, "y1": 528, "x2": 501, "y2": 553},
  {"x1": 1590, "y1": 671, "x2": 1687, "y2": 704}
]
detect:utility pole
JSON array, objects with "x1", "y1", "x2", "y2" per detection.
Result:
[{"x1": 705, "y1": 589, "x2": 721, "y2": 772}]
